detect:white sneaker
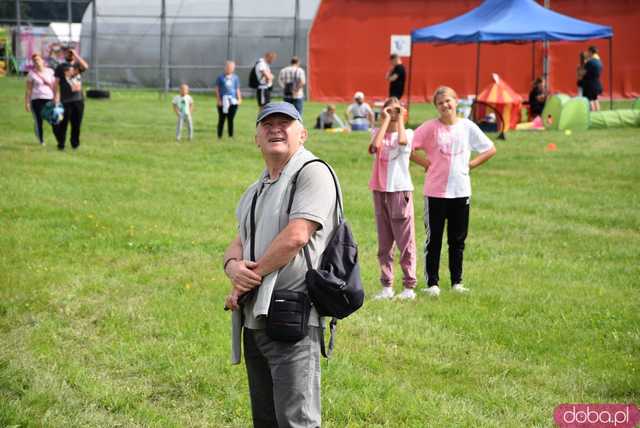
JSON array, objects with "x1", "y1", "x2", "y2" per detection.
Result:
[
  {"x1": 452, "y1": 283, "x2": 469, "y2": 293},
  {"x1": 423, "y1": 285, "x2": 441, "y2": 297},
  {"x1": 373, "y1": 287, "x2": 395, "y2": 300},
  {"x1": 395, "y1": 288, "x2": 416, "y2": 300}
]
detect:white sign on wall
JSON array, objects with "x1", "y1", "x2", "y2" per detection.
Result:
[{"x1": 390, "y1": 35, "x2": 411, "y2": 57}]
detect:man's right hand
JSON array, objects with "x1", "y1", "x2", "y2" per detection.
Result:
[{"x1": 225, "y1": 259, "x2": 262, "y2": 293}]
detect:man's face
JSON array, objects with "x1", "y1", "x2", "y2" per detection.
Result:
[
  {"x1": 255, "y1": 114, "x2": 307, "y2": 159},
  {"x1": 64, "y1": 50, "x2": 74, "y2": 62}
]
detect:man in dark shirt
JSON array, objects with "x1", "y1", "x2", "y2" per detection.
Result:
[
  {"x1": 385, "y1": 54, "x2": 406, "y2": 99},
  {"x1": 580, "y1": 46, "x2": 603, "y2": 111},
  {"x1": 53, "y1": 47, "x2": 89, "y2": 150}
]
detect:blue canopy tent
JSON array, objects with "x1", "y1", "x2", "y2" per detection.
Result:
[{"x1": 408, "y1": 0, "x2": 614, "y2": 112}]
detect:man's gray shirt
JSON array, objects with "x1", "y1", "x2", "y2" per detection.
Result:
[{"x1": 235, "y1": 152, "x2": 338, "y2": 329}]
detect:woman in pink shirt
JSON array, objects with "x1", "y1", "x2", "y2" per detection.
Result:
[
  {"x1": 412, "y1": 86, "x2": 496, "y2": 297},
  {"x1": 25, "y1": 53, "x2": 56, "y2": 145},
  {"x1": 369, "y1": 97, "x2": 417, "y2": 300}
]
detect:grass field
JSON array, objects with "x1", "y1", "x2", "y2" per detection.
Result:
[{"x1": 1, "y1": 76, "x2": 639, "y2": 427}]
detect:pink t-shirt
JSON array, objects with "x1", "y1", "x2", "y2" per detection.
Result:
[
  {"x1": 27, "y1": 68, "x2": 55, "y2": 100},
  {"x1": 368, "y1": 129, "x2": 414, "y2": 192},
  {"x1": 413, "y1": 118, "x2": 494, "y2": 198}
]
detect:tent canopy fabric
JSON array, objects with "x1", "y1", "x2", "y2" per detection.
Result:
[
  {"x1": 478, "y1": 74, "x2": 522, "y2": 104},
  {"x1": 411, "y1": 0, "x2": 613, "y2": 43}
]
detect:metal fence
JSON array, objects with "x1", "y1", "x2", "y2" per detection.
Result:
[
  {"x1": 3, "y1": 0, "x2": 318, "y2": 94},
  {"x1": 84, "y1": 0, "x2": 316, "y2": 94}
]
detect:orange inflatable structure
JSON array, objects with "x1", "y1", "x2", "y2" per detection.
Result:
[
  {"x1": 476, "y1": 74, "x2": 522, "y2": 131},
  {"x1": 308, "y1": 0, "x2": 640, "y2": 102}
]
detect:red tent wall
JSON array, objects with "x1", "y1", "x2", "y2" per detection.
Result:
[{"x1": 308, "y1": 0, "x2": 640, "y2": 102}]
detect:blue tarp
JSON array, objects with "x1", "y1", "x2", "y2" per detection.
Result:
[{"x1": 412, "y1": 0, "x2": 613, "y2": 43}]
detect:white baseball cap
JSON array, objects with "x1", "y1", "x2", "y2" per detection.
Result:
[{"x1": 354, "y1": 91, "x2": 364, "y2": 100}]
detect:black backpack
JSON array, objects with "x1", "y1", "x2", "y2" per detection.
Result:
[
  {"x1": 248, "y1": 61, "x2": 260, "y2": 89},
  {"x1": 287, "y1": 159, "x2": 365, "y2": 357}
]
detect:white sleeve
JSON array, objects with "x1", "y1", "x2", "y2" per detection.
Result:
[
  {"x1": 467, "y1": 120, "x2": 494, "y2": 153},
  {"x1": 278, "y1": 69, "x2": 285, "y2": 88},
  {"x1": 256, "y1": 62, "x2": 266, "y2": 80},
  {"x1": 388, "y1": 129, "x2": 413, "y2": 158},
  {"x1": 400, "y1": 129, "x2": 414, "y2": 152}
]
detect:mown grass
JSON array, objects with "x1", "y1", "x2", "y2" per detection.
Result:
[{"x1": 1, "y1": 77, "x2": 638, "y2": 427}]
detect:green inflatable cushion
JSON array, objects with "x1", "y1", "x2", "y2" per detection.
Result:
[
  {"x1": 558, "y1": 97, "x2": 590, "y2": 131},
  {"x1": 542, "y1": 94, "x2": 570, "y2": 130}
]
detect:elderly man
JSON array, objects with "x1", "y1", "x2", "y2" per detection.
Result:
[{"x1": 223, "y1": 102, "x2": 339, "y2": 428}]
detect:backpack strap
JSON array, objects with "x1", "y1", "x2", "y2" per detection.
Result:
[
  {"x1": 286, "y1": 159, "x2": 343, "y2": 222},
  {"x1": 249, "y1": 183, "x2": 263, "y2": 262},
  {"x1": 287, "y1": 159, "x2": 342, "y2": 359},
  {"x1": 319, "y1": 317, "x2": 337, "y2": 359},
  {"x1": 237, "y1": 183, "x2": 262, "y2": 308}
]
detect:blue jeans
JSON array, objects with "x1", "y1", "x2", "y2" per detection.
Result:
[
  {"x1": 350, "y1": 122, "x2": 369, "y2": 131},
  {"x1": 284, "y1": 97, "x2": 304, "y2": 116}
]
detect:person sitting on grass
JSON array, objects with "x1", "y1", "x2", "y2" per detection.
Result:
[
  {"x1": 172, "y1": 83, "x2": 194, "y2": 142},
  {"x1": 411, "y1": 86, "x2": 496, "y2": 297},
  {"x1": 368, "y1": 97, "x2": 417, "y2": 300},
  {"x1": 314, "y1": 104, "x2": 347, "y2": 130},
  {"x1": 528, "y1": 77, "x2": 547, "y2": 119},
  {"x1": 346, "y1": 91, "x2": 374, "y2": 131}
]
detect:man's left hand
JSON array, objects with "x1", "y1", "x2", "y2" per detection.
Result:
[{"x1": 225, "y1": 289, "x2": 241, "y2": 311}]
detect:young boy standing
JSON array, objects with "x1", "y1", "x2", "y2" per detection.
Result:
[{"x1": 172, "y1": 84, "x2": 194, "y2": 141}]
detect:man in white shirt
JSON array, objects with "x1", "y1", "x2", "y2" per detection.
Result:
[
  {"x1": 278, "y1": 56, "x2": 306, "y2": 115},
  {"x1": 255, "y1": 51, "x2": 277, "y2": 108}
]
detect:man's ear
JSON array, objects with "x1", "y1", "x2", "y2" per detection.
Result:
[{"x1": 299, "y1": 127, "x2": 308, "y2": 145}]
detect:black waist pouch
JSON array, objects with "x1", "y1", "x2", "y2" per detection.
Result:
[{"x1": 266, "y1": 290, "x2": 310, "y2": 342}]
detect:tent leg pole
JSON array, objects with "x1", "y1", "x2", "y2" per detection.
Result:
[
  {"x1": 609, "y1": 37, "x2": 613, "y2": 110},
  {"x1": 475, "y1": 42, "x2": 480, "y2": 99},
  {"x1": 407, "y1": 39, "x2": 414, "y2": 122},
  {"x1": 531, "y1": 41, "x2": 535, "y2": 82}
]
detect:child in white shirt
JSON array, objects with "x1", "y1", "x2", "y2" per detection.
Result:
[
  {"x1": 172, "y1": 84, "x2": 194, "y2": 141},
  {"x1": 369, "y1": 97, "x2": 417, "y2": 300}
]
